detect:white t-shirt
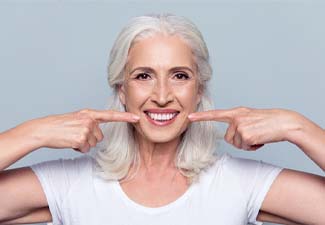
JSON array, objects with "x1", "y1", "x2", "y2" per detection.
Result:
[{"x1": 30, "y1": 153, "x2": 283, "y2": 225}]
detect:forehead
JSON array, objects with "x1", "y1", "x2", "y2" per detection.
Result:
[{"x1": 126, "y1": 35, "x2": 196, "y2": 72}]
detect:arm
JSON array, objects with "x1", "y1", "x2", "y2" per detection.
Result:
[
  {"x1": 260, "y1": 112, "x2": 325, "y2": 224},
  {"x1": 0, "y1": 109, "x2": 138, "y2": 223},
  {"x1": 285, "y1": 112, "x2": 325, "y2": 171},
  {"x1": 189, "y1": 107, "x2": 325, "y2": 224},
  {"x1": 0, "y1": 122, "x2": 50, "y2": 222},
  {"x1": 0, "y1": 109, "x2": 138, "y2": 170},
  {"x1": 260, "y1": 168, "x2": 324, "y2": 225},
  {"x1": 0, "y1": 166, "x2": 49, "y2": 223},
  {"x1": 257, "y1": 210, "x2": 302, "y2": 225},
  {"x1": 0, "y1": 121, "x2": 42, "y2": 171},
  {"x1": 0, "y1": 207, "x2": 51, "y2": 225}
]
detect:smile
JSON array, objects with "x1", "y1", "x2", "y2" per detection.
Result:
[{"x1": 144, "y1": 110, "x2": 180, "y2": 126}]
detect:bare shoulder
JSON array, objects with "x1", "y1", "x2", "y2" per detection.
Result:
[
  {"x1": 0, "y1": 167, "x2": 49, "y2": 223},
  {"x1": 260, "y1": 168, "x2": 325, "y2": 224}
]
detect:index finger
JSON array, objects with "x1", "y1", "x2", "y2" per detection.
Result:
[
  {"x1": 188, "y1": 109, "x2": 235, "y2": 123},
  {"x1": 86, "y1": 109, "x2": 140, "y2": 123}
]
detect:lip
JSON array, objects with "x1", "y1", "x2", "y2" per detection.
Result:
[
  {"x1": 144, "y1": 109, "x2": 180, "y2": 113},
  {"x1": 143, "y1": 110, "x2": 180, "y2": 127}
]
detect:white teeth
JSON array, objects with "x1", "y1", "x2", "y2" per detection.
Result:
[{"x1": 147, "y1": 112, "x2": 178, "y2": 121}]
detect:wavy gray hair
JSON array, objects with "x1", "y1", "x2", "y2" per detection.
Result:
[{"x1": 94, "y1": 13, "x2": 219, "y2": 184}]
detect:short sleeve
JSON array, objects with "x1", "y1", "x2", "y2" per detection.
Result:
[
  {"x1": 223, "y1": 154, "x2": 283, "y2": 225},
  {"x1": 30, "y1": 155, "x2": 93, "y2": 225}
]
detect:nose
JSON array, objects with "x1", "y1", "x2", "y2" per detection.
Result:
[{"x1": 150, "y1": 77, "x2": 174, "y2": 106}]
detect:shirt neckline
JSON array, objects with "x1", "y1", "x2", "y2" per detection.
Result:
[{"x1": 112, "y1": 178, "x2": 197, "y2": 214}]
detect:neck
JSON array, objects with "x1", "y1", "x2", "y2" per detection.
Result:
[{"x1": 134, "y1": 132, "x2": 181, "y2": 172}]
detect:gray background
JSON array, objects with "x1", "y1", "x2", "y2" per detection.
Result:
[{"x1": 0, "y1": 0, "x2": 324, "y2": 225}]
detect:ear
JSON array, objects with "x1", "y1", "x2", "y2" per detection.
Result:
[
  {"x1": 118, "y1": 84, "x2": 126, "y2": 105},
  {"x1": 196, "y1": 94, "x2": 201, "y2": 105},
  {"x1": 195, "y1": 85, "x2": 203, "y2": 105}
]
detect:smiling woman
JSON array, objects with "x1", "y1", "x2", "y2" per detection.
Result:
[
  {"x1": 96, "y1": 16, "x2": 218, "y2": 183},
  {"x1": 0, "y1": 13, "x2": 324, "y2": 225}
]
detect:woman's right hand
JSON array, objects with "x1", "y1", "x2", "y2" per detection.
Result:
[{"x1": 23, "y1": 109, "x2": 140, "y2": 153}]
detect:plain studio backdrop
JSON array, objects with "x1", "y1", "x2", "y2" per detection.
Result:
[{"x1": 0, "y1": 1, "x2": 324, "y2": 225}]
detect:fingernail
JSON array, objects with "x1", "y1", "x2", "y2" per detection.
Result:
[
  {"x1": 133, "y1": 115, "x2": 140, "y2": 120},
  {"x1": 188, "y1": 114, "x2": 195, "y2": 120}
]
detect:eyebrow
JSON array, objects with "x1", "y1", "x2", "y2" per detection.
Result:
[{"x1": 129, "y1": 66, "x2": 195, "y2": 75}]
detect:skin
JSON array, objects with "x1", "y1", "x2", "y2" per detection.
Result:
[
  {"x1": 0, "y1": 109, "x2": 139, "y2": 223},
  {"x1": 0, "y1": 34, "x2": 324, "y2": 224},
  {"x1": 188, "y1": 108, "x2": 325, "y2": 224},
  {"x1": 115, "y1": 35, "x2": 202, "y2": 207},
  {"x1": 118, "y1": 35, "x2": 201, "y2": 173}
]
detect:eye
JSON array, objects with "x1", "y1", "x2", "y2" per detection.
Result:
[
  {"x1": 135, "y1": 73, "x2": 151, "y2": 80},
  {"x1": 174, "y1": 73, "x2": 190, "y2": 80}
]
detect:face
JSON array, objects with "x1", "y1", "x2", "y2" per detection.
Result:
[{"x1": 119, "y1": 34, "x2": 201, "y2": 143}]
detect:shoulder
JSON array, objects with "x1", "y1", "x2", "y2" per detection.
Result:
[
  {"x1": 199, "y1": 153, "x2": 284, "y2": 223},
  {"x1": 29, "y1": 154, "x2": 97, "y2": 199},
  {"x1": 28, "y1": 154, "x2": 97, "y2": 224},
  {"x1": 207, "y1": 153, "x2": 282, "y2": 174},
  {"x1": 201, "y1": 153, "x2": 283, "y2": 191},
  {"x1": 31, "y1": 154, "x2": 94, "y2": 171},
  {"x1": 30, "y1": 154, "x2": 96, "y2": 187}
]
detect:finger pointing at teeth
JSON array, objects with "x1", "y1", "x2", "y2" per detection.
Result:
[
  {"x1": 188, "y1": 109, "x2": 235, "y2": 123},
  {"x1": 81, "y1": 109, "x2": 140, "y2": 123},
  {"x1": 187, "y1": 107, "x2": 299, "y2": 152},
  {"x1": 27, "y1": 108, "x2": 141, "y2": 154}
]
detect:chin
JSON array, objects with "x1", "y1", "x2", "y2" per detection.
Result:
[
  {"x1": 146, "y1": 133, "x2": 180, "y2": 143},
  {"x1": 133, "y1": 127, "x2": 181, "y2": 143},
  {"x1": 133, "y1": 121, "x2": 188, "y2": 144}
]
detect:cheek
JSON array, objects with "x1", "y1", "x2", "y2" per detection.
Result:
[
  {"x1": 174, "y1": 86, "x2": 199, "y2": 110},
  {"x1": 124, "y1": 84, "x2": 150, "y2": 111}
]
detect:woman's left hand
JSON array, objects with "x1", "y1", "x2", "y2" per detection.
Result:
[
  {"x1": 188, "y1": 107, "x2": 305, "y2": 151},
  {"x1": 188, "y1": 107, "x2": 325, "y2": 225}
]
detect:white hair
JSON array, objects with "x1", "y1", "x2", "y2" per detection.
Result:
[{"x1": 94, "y1": 13, "x2": 220, "y2": 184}]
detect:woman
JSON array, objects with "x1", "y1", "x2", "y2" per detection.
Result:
[{"x1": 0, "y1": 13, "x2": 324, "y2": 225}]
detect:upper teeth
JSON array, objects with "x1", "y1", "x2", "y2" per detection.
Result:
[{"x1": 147, "y1": 112, "x2": 178, "y2": 121}]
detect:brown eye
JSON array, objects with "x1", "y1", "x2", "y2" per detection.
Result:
[
  {"x1": 135, "y1": 73, "x2": 151, "y2": 80},
  {"x1": 174, "y1": 73, "x2": 190, "y2": 80}
]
